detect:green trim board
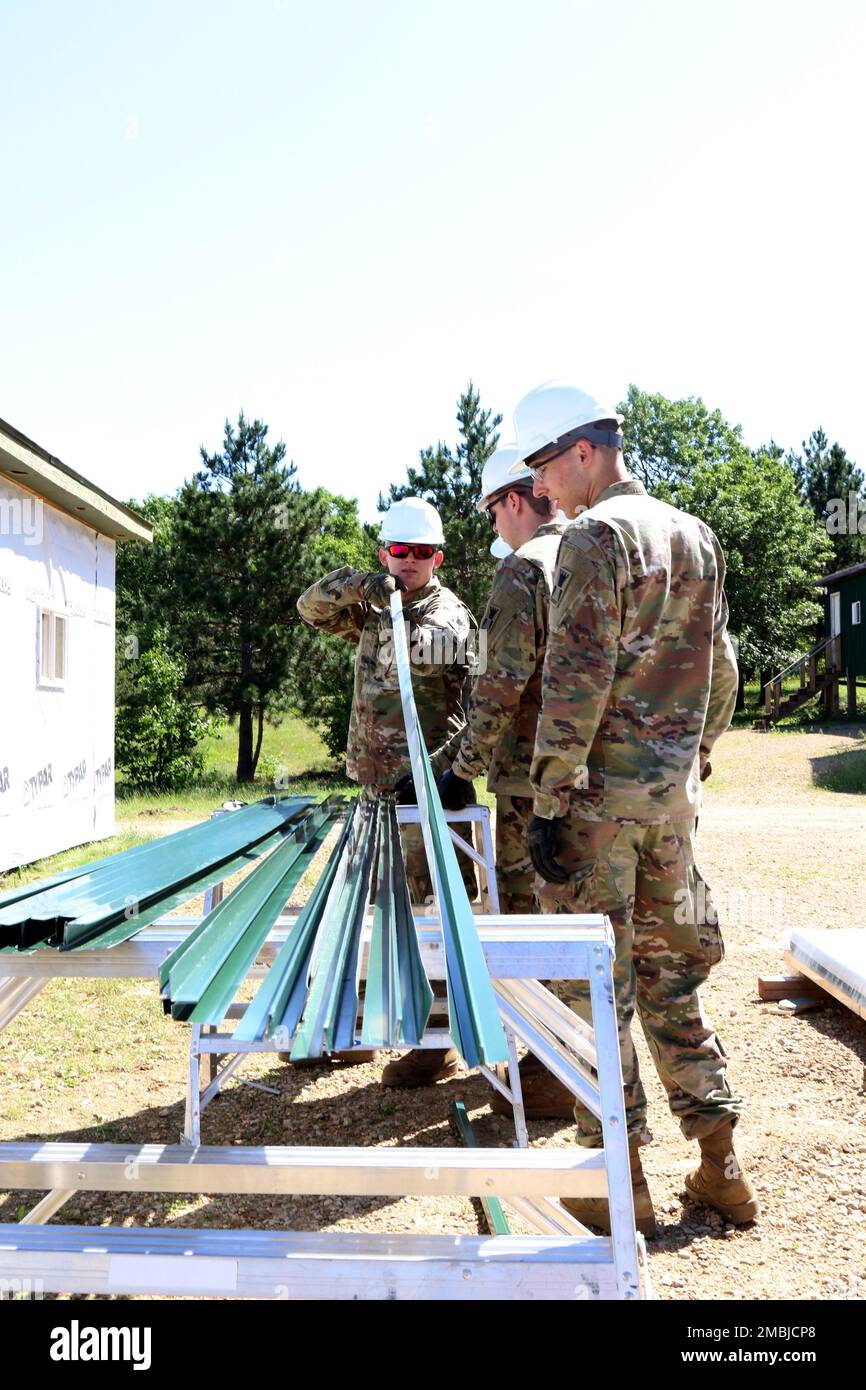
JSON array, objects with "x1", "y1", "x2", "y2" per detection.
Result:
[
  {"x1": 0, "y1": 797, "x2": 314, "y2": 952},
  {"x1": 361, "y1": 802, "x2": 432, "y2": 1048},
  {"x1": 389, "y1": 591, "x2": 508, "y2": 1068}
]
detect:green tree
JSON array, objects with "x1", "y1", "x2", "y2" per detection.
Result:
[
  {"x1": 115, "y1": 635, "x2": 215, "y2": 791},
  {"x1": 677, "y1": 450, "x2": 832, "y2": 699},
  {"x1": 620, "y1": 387, "x2": 833, "y2": 703},
  {"x1": 168, "y1": 413, "x2": 326, "y2": 782},
  {"x1": 789, "y1": 428, "x2": 866, "y2": 573},
  {"x1": 115, "y1": 494, "x2": 178, "y2": 702},
  {"x1": 379, "y1": 381, "x2": 501, "y2": 620},
  {"x1": 289, "y1": 489, "x2": 378, "y2": 761},
  {"x1": 619, "y1": 383, "x2": 746, "y2": 498}
]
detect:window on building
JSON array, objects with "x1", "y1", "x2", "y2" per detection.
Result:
[
  {"x1": 853, "y1": 601, "x2": 862, "y2": 626},
  {"x1": 37, "y1": 609, "x2": 68, "y2": 686}
]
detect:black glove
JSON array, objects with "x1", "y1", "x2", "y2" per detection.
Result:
[
  {"x1": 527, "y1": 814, "x2": 569, "y2": 884},
  {"x1": 361, "y1": 572, "x2": 406, "y2": 611},
  {"x1": 393, "y1": 774, "x2": 417, "y2": 805},
  {"x1": 437, "y1": 769, "x2": 477, "y2": 811},
  {"x1": 700, "y1": 758, "x2": 712, "y2": 782}
]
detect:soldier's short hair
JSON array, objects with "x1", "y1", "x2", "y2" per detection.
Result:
[{"x1": 496, "y1": 484, "x2": 554, "y2": 519}]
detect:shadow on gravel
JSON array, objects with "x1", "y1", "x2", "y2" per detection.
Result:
[
  {"x1": 810, "y1": 738, "x2": 866, "y2": 793},
  {"x1": 0, "y1": 1062, "x2": 514, "y2": 1235},
  {"x1": 787, "y1": 1000, "x2": 866, "y2": 1065}
]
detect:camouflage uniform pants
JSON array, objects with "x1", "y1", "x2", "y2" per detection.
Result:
[
  {"x1": 494, "y1": 794, "x2": 537, "y2": 916},
  {"x1": 537, "y1": 815, "x2": 739, "y2": 1147},
  {"x1": 362, "y1": 786, "x2": 477, "y2": 905}
]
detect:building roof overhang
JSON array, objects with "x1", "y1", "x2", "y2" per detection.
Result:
[
  {"x1": 816, "y1": 560, "x2": 866, "y2": 587},
  {"x1": 0, "y1": 418, "x2": 153, "y2": 543}
]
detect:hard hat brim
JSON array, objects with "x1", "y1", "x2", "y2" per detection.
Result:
[
  {"x1": 476, "y1": 477, "x2": 534, "y2": 511},
  {"x1": 510, "y1": 416, "x2": 625, "y2": 470}
]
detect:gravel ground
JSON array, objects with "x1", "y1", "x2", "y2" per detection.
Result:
[{"x1": 1, "y1": 725, "x2": 865, "y2": 1300}]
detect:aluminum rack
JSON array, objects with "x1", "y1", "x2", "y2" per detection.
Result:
[{"x1": 0, "y1": 903, "x2": 646, "y2": 1299}]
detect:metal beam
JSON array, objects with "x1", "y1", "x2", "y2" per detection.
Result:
[
  {"x1": 493, "y1": 984, "x2": 602, "y2": 1119},
  {"x1": 234, "y1": 807, "x2": 357, "y2": 1044},
  {"x1": 0, "y1": 918, "x2": 612, "y2": 983},
  {"x1": 0, "y1": 1142, "x2": 610, "y2": 1200},
  {"x1": 0, "y1": 1225, "x2": 618, "y2": 1300},
  {"x1": 161, "y1": 801, "x2": 341, "y2": 1023},
  {"x1": 0, "y1": 975, "x2": 46, "y2": 1030},
  {"x1": 18, "y1": 1189, "x2": 76, "y2": 1225}
]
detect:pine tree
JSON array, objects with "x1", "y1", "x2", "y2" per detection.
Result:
[
  {"x1": 168, "y1": 413, "x2": 325, "y2": 782},
  {"x1": 290, "y1": 489, "x2": 380, "y2": 760},
  {"x1": 790, "y1": 429, "x2": 866, "y2": 572},
  {"x1": 379, "y1": 382, "x2": 501, "y2": 620}
]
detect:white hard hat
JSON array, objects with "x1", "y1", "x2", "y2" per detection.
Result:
[
  {"x1": 476, "y1": 445, "x2": 533, "y2": 513},
  {"x1": 379, "y1": 496, "x2": 445, "y2": 545},
  {"x1": 510, "y1": 380, "x2": 624, "y2": 469},
  {"x1": 490, "y1": 535, "x2": 512, "y2": 559}
]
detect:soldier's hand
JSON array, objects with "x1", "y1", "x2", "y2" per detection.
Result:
[
  {"x1": 361, "y1": 572, "x2": 407, "y2": 611},
  {"x1": 700, "y1": 758, "x2": 712, "y2": 782},
  {"x1": 528, "y1": 814, "x2": 569, "y2": 884},
  {"x1": 393, "y1": 774, "x2": 417, "y2": 805},
  {"x1": 437, "y1": 769, "x2": 477, "y2": 811}
]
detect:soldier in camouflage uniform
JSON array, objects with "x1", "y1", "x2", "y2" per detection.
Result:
[
  {"x1": 511, "y1": 381, "x2": 758, "y2": 1233},
  {"x1": 431, "y1": 447, "x2": 575, "y2": 1119},
  {"x1": 433, "y1": 447, "x2": 564, "y2": 914},
  {"x1": 297, "y1": 496, "x2": 475, "y2": 1086}
]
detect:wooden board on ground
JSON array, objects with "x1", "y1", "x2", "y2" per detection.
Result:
[{"x1": 757, "y1": 974, "x2": 829, "y2": 1002}]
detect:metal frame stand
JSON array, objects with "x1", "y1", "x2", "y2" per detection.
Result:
[
  {"x1": 181, "y1": 804, "x2": 501, "y2": 1144},
  {"x1": 0, "y1": 909, "x2": 646, "y2": 1299},
  {"x1": 396, "y1": 803, "x2": 500, "y2": 912}
]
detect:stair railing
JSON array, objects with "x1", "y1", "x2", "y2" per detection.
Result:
[{"x1": 763, "y1": 635, "x2": 841, "y2": 720}]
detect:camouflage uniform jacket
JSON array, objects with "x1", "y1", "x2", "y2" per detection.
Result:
[
  {"x1": 531, "y1": 479, "x2": 739, "y2": 824},
  {"x1": 296, "y1": 567, "x2": 474, "y2": 786},
  {"x1": 435, "y1": 521, "x2": 565, "y2": 796}
]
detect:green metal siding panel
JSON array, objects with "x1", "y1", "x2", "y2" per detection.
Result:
[
  {"x1": 0, "y1": 797, "x2": 315, "y2": 951},
  {"x1": 827, "y1": 573, "x2": 866, "y2": 675}
]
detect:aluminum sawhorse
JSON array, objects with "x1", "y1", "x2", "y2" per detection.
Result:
[{"x1": 0, "y1": 913, "x2": 645, "y2": 1298}]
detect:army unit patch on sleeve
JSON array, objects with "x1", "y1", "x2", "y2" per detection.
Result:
[
  {"x1": 550, "y1": 566, "x2": 572, "y2": 607},
  {"x1": 482, "y1": 604, "x2": 501, "y2": 630}
]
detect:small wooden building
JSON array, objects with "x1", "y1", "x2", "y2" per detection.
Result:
[
  {"x1": 761, "y1": 558, "x2": 866, "y2": 724},
  {"x1": 817, "y1": 560, "x2": 866, "y2": 681}
]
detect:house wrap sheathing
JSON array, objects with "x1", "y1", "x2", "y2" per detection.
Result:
[{"x1": 0, "y1": 419, "x2": 151, "y2": 872}]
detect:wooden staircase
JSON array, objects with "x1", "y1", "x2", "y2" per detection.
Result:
[{"x1": 754, "y1": 635, "x2": 842, "y2": 729}]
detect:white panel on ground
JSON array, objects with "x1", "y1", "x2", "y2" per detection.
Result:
[{"x1": 786, "y1": 928, "x2": 866, "y2": 1021}]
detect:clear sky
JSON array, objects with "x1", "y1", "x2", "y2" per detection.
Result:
[{"x1": 1, "y1": 0, "x2": 864, "y2": 523}]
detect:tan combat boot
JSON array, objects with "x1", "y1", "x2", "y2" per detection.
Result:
[
  {"x1": 380, "y1": 1047, "x2": 460, "y2": 1088},
  {"x1": 684, "y1": 1122, "x2": 760, "y2": 1224},
  {"x1": 490, "y1": 1053, "x2": 576, "y2": 1120},
  {"x1": 560, "y1": 1143, "x2": 657, "y2": 1238}
]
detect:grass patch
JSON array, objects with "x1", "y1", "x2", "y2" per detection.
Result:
[
  {"x1": 0, "y1": 831, "x2": 155, "y2": 892},
  {"x1": 811, "y1": 742, "x2": 866, "y2": 793},
  {"x1": 115, "y1": 713, "x2": 354, "y2": 821},
  {"x1": 200, "y1": 714, "x2": 339, "y2": 781}
]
